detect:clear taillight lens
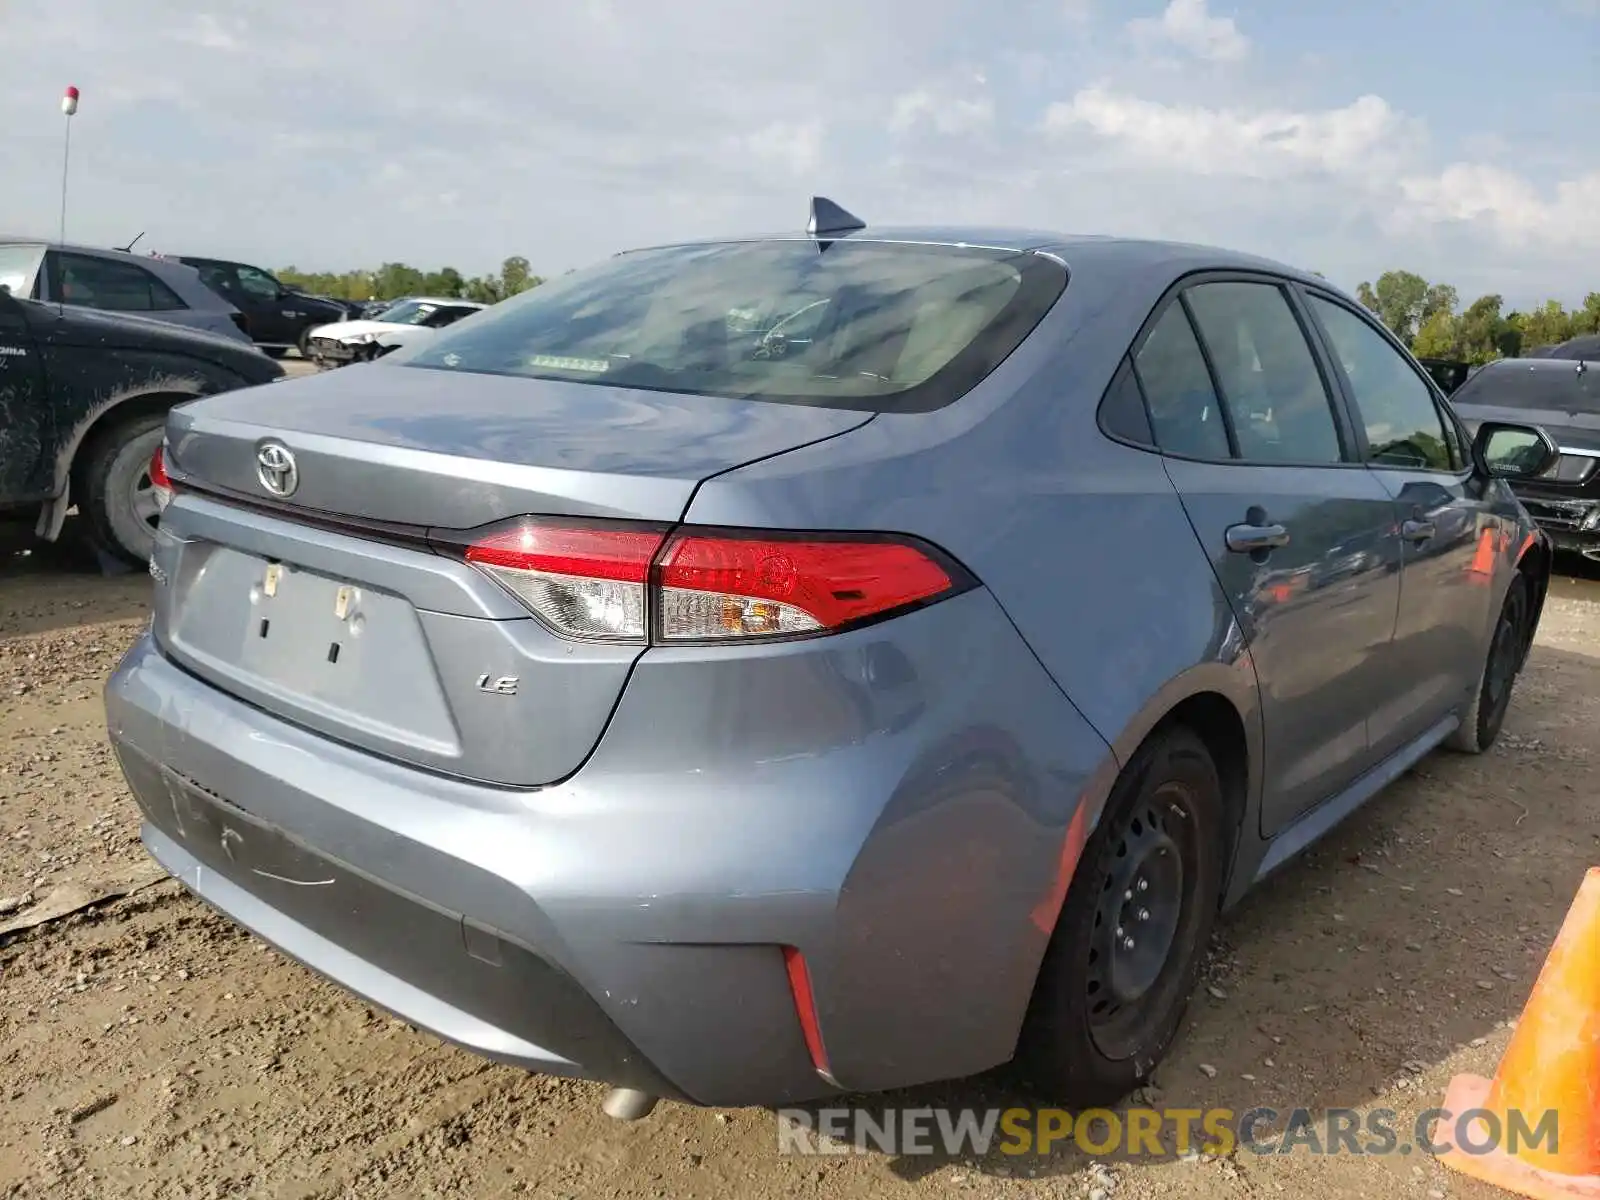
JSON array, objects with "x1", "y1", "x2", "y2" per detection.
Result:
[
  {"x1": 149, "y1": 445, "x2": 175, "y2": 513},
  {"x1": 451, "y1": 518, "x2": 969, "y2": 645},
  {"x1": 462, "y1": 520, "x2": 665, "y2": 642}
]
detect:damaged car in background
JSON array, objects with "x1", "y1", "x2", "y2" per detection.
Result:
[
  {"x1": 1450, "y1": 357, "x2": 1600, "y2": 560},
  {"x1": 305, "y1": 297, "x2": 486, "y2": 367},
  {"x1": 0, "y1": 279, "x2": 283, "y2": 566}
]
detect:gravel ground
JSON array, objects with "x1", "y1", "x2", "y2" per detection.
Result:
[{"x1": 3, "y1": 535, "x2": 1599, "y2": 1199}]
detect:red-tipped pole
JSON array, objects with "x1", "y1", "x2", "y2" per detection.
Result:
[{"x1": 59, "y1": 86, "x2": 79, "y2": 257}]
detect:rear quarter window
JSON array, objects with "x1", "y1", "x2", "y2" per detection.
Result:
[{"x1": 396, "y1": 241, "x2": 1068, "y2": 413}]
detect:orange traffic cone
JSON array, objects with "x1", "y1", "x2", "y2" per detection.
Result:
[{"x1": 1433, "y1": 867, "x2": 1600, "y2": 1198}]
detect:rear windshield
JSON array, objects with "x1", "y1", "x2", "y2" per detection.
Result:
[
  {"x1": 395, "y1": 241, "x2": 1068, "y2": 412},
  {"x1": 1451, "y1": 361, "x2": 1598, "y2": 413}
]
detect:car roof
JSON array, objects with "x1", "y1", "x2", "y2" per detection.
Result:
[
  {"x1": 619, "y1": 225, "x2": 1330, "y2": 289},
  {"x1": 0, "y1": 236, "x2": 185, "y2": 268},
  {"x1": 1475, "y1": 357, "x2": 1593, "y2": 374},
  {"x1": 0, "y1": 236, "x2": 239, "y2": 311}
]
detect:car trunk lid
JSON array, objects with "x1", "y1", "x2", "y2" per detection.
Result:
[
  {"x1": 166, "y1": 363, "x2": 871, "y2": 525},
  {"x1": 153, "y1": 365, "x2": 873, "y2": 786}
]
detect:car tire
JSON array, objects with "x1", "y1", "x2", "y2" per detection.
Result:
[
  {"x1": 1446, "y1": 573, "x2": 1532, "y2": 754},
  {"x1": 77, "y1": 412, "x2": 167, "y2": 567},
  {"x1": 1017, "y1": 725, "x2": 1225, "y2": 1107},
  {"x1": 297, "y1": 328, "x2": 315, "y2": 360}
]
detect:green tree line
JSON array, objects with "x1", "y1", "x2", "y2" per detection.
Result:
[
  {"x1": 1353, "y1": 271, "x2": 1600, "y2": 364},
  {"x1": 275, "y1": 256, "x2": 543, "y2": 306}
]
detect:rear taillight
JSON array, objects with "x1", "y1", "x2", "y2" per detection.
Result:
[
  {"x1": 655, "y1": 534, "x2": 955, "y2": 640},
  {"x1": 464, "y1": 520, "x2": 666, "y2": 641},
  {"x1": 447, "y1": 518, "x2": 969, "y2": 645},
  {"x1": 149, "y1": 445, "x2": 175, "y2": 512}
]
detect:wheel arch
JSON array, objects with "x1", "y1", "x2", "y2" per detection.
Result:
[
  {"x1": 1101, "y1": 665, "x2": 1260, "y2": 867},
  {"x1": 35, "y1": 382, "x2": 204, "y2": 542},
  {"x1": 1043, "y1": 666, "x2": 1261, "y2": 934},
  {"x1": 1513, "y1": 531, "x2": 1551, "y2": 666}
]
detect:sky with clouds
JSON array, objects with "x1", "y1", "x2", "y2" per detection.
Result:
[{"x1": 2, "y1": 0, "x2": 1596, "y2": 308}]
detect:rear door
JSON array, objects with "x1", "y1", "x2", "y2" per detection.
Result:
[
  {"x1": 233, "y1": 264, "x2": 296, "y2": 345},
  {"x1": 1135, "y1": 276, "x2": 1404, "y2": 836},
  {"x1": 187, "y1": 260, "x2": 282, "y2": 344},
  {"x1": 1303, "y1": 293, "x2": 1495, "y2": 756}
]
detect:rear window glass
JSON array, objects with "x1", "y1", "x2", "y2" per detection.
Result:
[
  {"x1": 396, "y1": 241, "x2": 1067, "y2": 412},
  {"x1": 0, "y1": 244, "x2": 45, "y2": 299},
  {"x1": 380, "y1": 300, "x2": 444, "y2": 326},
  {"x1": 1451, "y1": 361, "x2": 1599, "y2": 413}
]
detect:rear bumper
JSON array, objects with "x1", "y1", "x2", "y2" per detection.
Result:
[{"x1": 105, "y1": 588, "x2": 1113, "y2": 1107}]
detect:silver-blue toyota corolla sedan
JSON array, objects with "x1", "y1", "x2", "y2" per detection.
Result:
[{"x1": 106, "y1": 200, "x2": 1555, "y2": 1119}]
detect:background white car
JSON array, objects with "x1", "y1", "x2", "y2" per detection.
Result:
[{"x1": 305, "y1": 297, "x2": 487, "y2": 365}]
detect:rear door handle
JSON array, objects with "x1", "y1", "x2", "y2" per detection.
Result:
[
  {"x1": 1225, "y1": 522, "x2": 1291, "y2": 553},
  {"x1": 1401, "y1": 518, "x2": 1436, "y2": 543}
]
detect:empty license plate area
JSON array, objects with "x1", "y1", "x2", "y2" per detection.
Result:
[{"x1": 164, "y1": 543, "x2": 460, "y2": 756}]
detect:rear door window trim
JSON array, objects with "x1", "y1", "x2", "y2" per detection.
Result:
[{"x1": 1099, "y1": 268, "x2": 1370, "y2": 470}]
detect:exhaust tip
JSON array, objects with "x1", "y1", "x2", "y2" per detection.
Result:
[{"x1": 601, "y1": 1088, "x2": 659, "y2": 1121}]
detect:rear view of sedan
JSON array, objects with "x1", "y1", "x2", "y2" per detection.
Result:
[{"x1": 106, "y1": 201, "x2": 1554, "y2": 1117}]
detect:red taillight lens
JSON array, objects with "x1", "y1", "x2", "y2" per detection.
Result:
[
  {"x1": 656, "y1": 533, "x2": 956, "y2": 640},
  {"x1": 463, "y1": 519, "x2": 666, "y2": 641},
  {"x1": 453, "y1": 519, "x2": 966, "y2": 644},
  {"x1": 149, "y1": 445, "x2": 175, "y2": 512}
]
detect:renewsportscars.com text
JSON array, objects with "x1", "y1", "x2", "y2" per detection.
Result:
[{"x1": 776, "y1": 1105, "x2": 1558, "y2": 1158}]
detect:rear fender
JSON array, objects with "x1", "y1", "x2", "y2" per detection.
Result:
[
  {"x1": 1100, "y1": 661, "x2": 1263, "y2": 908},
  {"x1": 1514, "y1": 527, "x2": 1551, "y2": 665}
]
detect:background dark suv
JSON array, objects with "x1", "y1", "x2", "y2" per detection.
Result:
[
  {"x1": 175, "y1": 257, "x2": 349, "y2": 358},
  {"x1": 1450, "y1": 357, "x2": 1600, "y2": 559}
]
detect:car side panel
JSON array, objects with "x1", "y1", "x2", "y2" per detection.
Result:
[
  {"x1": 0, "y1": 301, "x2": 51, "y2": 500},
  {"x1": 683, "y1": 268, "x2": 1266, "y2": 841},
  {"x1": 1162, "y1": 458, "x2": 1403, "y2": 835}
]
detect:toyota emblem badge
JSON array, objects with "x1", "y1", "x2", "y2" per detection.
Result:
[{"x1": 256, "y1": 442, "x2": 299, "y2": 497}]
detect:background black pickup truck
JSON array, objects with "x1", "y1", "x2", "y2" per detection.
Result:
[
  {"x1": 174, "y1": 256, "x2": 349, "y2": 358},
  {"x1": 0, "y1": 286, "x2": 282, "y2": 565}
]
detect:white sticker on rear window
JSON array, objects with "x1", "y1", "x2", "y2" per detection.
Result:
[{"x1": 526, "y1": 355, "x2": 610, "y2": 373}]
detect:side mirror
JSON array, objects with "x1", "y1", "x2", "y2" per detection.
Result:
[{"x1": 1471, "y1": 421, "x2": 1560, "y2": 481}]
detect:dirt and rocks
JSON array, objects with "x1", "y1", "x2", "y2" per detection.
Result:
[{"x1": 3, "y1": 537, "x2": 1599, "y2": 1199}]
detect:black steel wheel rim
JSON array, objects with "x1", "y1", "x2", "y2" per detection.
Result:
[{"x1": 1085, "y1": 780, "x2": 1198, "y2": 1059}]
